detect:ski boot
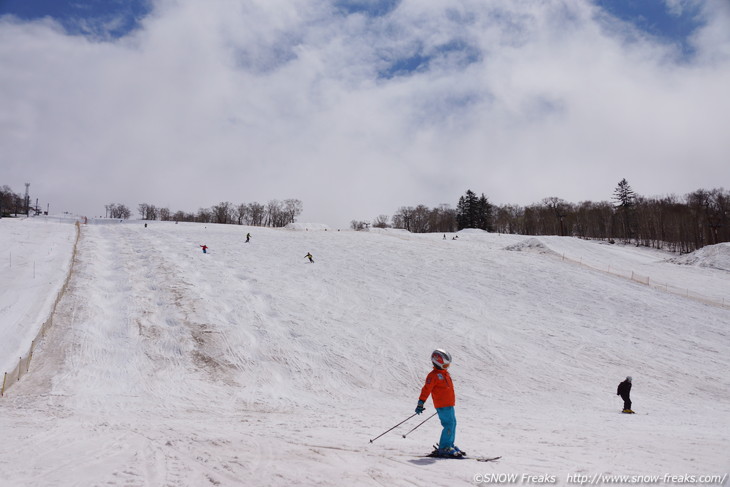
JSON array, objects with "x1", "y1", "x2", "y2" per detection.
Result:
[
  {"x1": 429, "y1": 443, "x2": 465, "y2": 458},
  {"x1": 437, "y1": 447, "x2": 464, "y2": 458}
]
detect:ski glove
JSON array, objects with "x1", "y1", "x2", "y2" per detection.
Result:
[{"x1": 415, "y1": 400, "x2": 425, "y2": 415}]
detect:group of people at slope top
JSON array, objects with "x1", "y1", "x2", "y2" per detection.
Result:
[{"x1": 415, "y1": 349, "x2": 636, "y2": 458}]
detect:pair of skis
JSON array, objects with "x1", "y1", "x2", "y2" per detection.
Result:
[
  {"x1": 424, "y1": 445, "x2": 501, "y2": 462},
  {"x1": 369, "y1": 413, "x2": 501, "y2": 462},
  {"x1": 423, "y1": 452, "x2": 502, "y2": 462}
]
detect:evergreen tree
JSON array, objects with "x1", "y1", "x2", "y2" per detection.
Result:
[
  {"x1": 613, "y1": 178, "x2": 637, "y2": 241},
  {"x1": 456, "y1": 190, "x2": 476, "y2": 229},
  {"x1": 476, "y1": 193, "x2": 494, "y2": 231},
  {"x1": 456, "y1": 190, "x2": 493, "y2": 230},
  {"x1": 613, "y1": 178, "x2": 636, "y2": 209}
]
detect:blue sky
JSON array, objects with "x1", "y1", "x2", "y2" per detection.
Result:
[
  {"x1": 0, "y1": 0, "x2": 704, "y2": 49},
  {"x1": 596, "y1": 0, "x2": 704, "y2": 58},
  {"x1": 1, "y1": 0, "x2": 728, "y2": 226},
  {"x1": 0, "y1": 0, "x2": 151, "y2": 38}
]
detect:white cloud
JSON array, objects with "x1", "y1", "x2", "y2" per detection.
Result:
[{"x1": 1, "y1": 0, "x2": 729, "y2": 227}]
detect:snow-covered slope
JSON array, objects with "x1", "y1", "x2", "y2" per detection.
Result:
[
  {"x1": 0, "y1": 217, "x2": 77, "y2": 374},
  {"x1": 1, "y1": 220, "x2": 728, "y2": 486}
]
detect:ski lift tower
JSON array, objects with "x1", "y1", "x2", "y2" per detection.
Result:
[{"x1": 24, "y1": 183, "x2": 30, "y2": 216}]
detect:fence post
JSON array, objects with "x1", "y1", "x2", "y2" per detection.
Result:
[
  {"x1": 27, "y1": 341, "x2": 34, "y2": 372},
  {"x1": 17, "y1": 357, "x2": 22, "y2": 381},
  {"x1": 1, "y1": 372, "x2": 6, "y2": 396}
]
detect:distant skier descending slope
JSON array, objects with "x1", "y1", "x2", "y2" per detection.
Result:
[
  {"x1": 200, "y1": 244, "x2": 208, "y2": 254},
  {"x1": 415, "y1": 349, "x2": 465, "y2": 458},
  {"x1": 304, "y1": 252, "x2": 314, "y2": 263},
  {"x1": 245, "y1": 233, "x2": 251, "y2": 243},
  {"x1": 617, "y1": 376, "x2": 634, "y2": 413}
]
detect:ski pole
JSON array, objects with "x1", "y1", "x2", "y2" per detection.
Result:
[
  {"x1": 402, "y1": 412, "x2": 437, "y2": 438},
  {"x1": 369, "y1": 413, "x2": 419, "y2": 443}
]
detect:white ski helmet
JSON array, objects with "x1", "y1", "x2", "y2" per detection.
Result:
[
  {"x1": 626, "y1": 376, "x2": 633, "y2": 383},
  {"x1": 431, "y1": 349, "x2": 452, "y2": 369}
]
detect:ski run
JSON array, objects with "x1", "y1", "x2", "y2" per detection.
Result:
[{"x1": 1, "y1": 216, "x2": 729, "y2": 486}]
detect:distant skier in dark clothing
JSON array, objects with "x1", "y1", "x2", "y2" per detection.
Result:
[
  {"x1": 245, "y1": 233, "x2": 251, "y2": 243},
  {"x1": 304, "y1": 252, "x2": 314, "y2": 263},
  {"x1": 200, "y1": 244, "x2": 208, "y2": 254},
  {"x1": 617, "y1": 376, "x2": 633, "y2": 413}
]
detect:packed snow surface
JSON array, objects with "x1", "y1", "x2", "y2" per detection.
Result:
[{"x1": 1, "y1": 218, "x2": 729, "y2": 486}]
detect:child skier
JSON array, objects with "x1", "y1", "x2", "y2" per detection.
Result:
[
  {"x1": 415, "y1": 349, "x2": 464, "y2": 457},
  {"x1": 304, "y1": 252, "x2": 314, "y2": 263},
  {"x1": 617, "y1": 376, "x2": 634, "y2": 413}
]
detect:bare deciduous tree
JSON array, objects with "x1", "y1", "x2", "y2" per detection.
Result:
[
  {"x1": 284, "y1": 199, "x2": 303, "y2": 225},
  {"x1": 196, "y1": 208, "x2": 212, "y2": 223},
  {"x1": 249, "y1": 202, "x2": 265, "y2": 226},
  {"x1": 138, "y1": 203, "x2": 158, "y2": 221},
  {"x1": 351, "y1": 220, "x2": 369, "y2": 231},
  {"x1": 235, "y1": 204, "x2": 250, "y2": 225},
  {"x1": 212, "y1": 202, "x2": 234, "y2": 224},
  {"x1": 372, "y1": 215, "x2": 390, "y2": 228}
]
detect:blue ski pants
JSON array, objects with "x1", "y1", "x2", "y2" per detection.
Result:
[{"x1": 436, "y1": 406, "x2": 457, "y2": 449}]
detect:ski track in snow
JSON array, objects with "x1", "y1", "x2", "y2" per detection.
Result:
[{"x1": 1, "y1": 220, "x2": 729, "y2": 486}]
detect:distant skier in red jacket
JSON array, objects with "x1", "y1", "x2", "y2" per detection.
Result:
[
  {"x1": 415, "y1": 349, "x2": 463, "y2": 457},
  {"x1": 200, "y1": 244, "x2": 208, "y2": 254}
]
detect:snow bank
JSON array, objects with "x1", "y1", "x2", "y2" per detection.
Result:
[
  {"x1": 0, "y1": 218, "x2": 77, "y2": 375},
  {"x1": 503, "y1": 237, "x2": 558, "y2": 255},
  {"x1": 368, "y1": 227, "x2": 411, "y2": 235},
  {"x1": 284, "y1": 222, "x2": 331, "y2": 231},
  {"x1": 669, "y1": 242, "x2": 730, "y2": 272}
]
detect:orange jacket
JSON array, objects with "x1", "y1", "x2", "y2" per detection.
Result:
[{"x1": 419, "y1": 368, "x2": 455, "y2": 408}]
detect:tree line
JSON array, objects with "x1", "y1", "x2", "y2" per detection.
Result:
[
  {"x1": 359, "y1": 181, "x2": 729, "y2": 253},
  {"x1": 114, "y1": 199, "x2": 303, "y2": 227},
  {"x1": 0, "y1": 184, "x2": 302, "y2": 228}
]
